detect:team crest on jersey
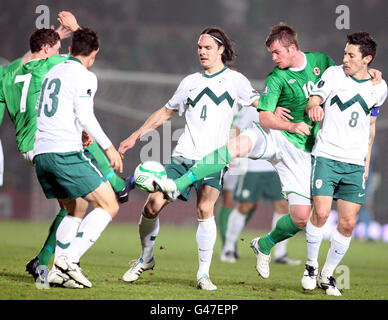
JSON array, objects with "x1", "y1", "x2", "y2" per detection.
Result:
[
  {"x1": 313, "y1": 66, "x2": 321, "y2": 76},
  {"x1": 315, "y1": 179, "x2": 323, "y2": 189},
  {"x1": 262, "y1": 86, "x2": 270, "y2": 95},
  {"x1": 218, "y1": 77, "x2": 225, "y2": 86}
]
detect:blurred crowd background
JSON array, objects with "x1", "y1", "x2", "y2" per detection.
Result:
[{"x1": 1, "y1": 0, "x2": 387, "y2": 239}]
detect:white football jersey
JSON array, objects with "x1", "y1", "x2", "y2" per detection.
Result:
[
  {"x1": 233, "y1": 106, "x2": 275, "y2": 172},
  {"x1": 34, "y1": 58, "x2": 112, "y2": 156},
  {"x1": 166, "y1": 67, "x2": 259, "y2": 160},
  {"x1": 311, "y1": 65, "x2": 387, "y2": 165}
]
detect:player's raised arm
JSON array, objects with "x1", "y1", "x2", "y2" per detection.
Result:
[
  {"x1": 57, "y1": 11, "x2": 81, "y2": 32},
  {"x1": 118, "y1": 106, "x2": 177, "y2": 157}
]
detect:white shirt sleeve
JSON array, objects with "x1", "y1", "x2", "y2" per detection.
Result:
[
  {"x1": 74, "y1": 71, "x2": 112, "y2": 150},
  {"x1": 235, "y1": 72, "x2": 260, "y2": 107},
  {"x1": 310, "y1": 66, "x2": 335, "y2": 103},
  {"x1": 376, "y1": 80, "x2": 388, "y2": 107},
  {"x1": 166, "y1": 75, "x2": 190, "y2": 116}
]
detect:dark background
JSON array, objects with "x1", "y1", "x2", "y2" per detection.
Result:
[{"x1": 0, "y1": 0, "x2": 387, "y2": 228}]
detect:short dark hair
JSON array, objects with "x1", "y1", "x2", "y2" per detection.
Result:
[
  {"x1": 200, "y1": 26, "x2": 236, "y2": 64},
  {"x1": 265, "y1": 23, "x2": 299, "y2": 49},
  {"x1": 346, "y1": 32, "x2": 377, "y2": 64},
  {"x1": 29, "y1": 28, "x2": 60, "y2": 53},
  {"x1": 70, "y1": 27, "x2": 99, "y2": 57}
]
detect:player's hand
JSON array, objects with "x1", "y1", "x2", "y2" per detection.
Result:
[
  {"x1": 52, "y1": 25, "x2": 72, "y2": 40},
  {"x1": 368, "y1": 68, "x2": 382, "y2": 85},
  {"x1": 308, "y1": 106, "x2": 325, "y2": 122},
  {"x1": 289, "y1": 122, "x2": 312, "y2": 136},
  {"x1": 275, "y1": 107, "x2": 294, "y2": 121},
  {"x1": 105, "y1": 144, "x2": 123, "y2": 173},
  {"x1": 82, "y1": 131, "x2": 94, "y2": 148},
  {"x1": 118, "y1": 133, "x2": 138, "y2": 159},
  {"x1": 58, "y1": 11, "x2": 80, "y2": 32}
]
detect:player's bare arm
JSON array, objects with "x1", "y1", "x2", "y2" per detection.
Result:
[
  {"x1": 57, "y1": 11, "x2": 81, "y2": 32},
  {"x1": 306, "y1": 95, "x2": 324, "y2": 122},
  {"x1": 118, "y1": 106, "x2": 177, "y2": 157},
  {"x1": 259, "y1": 109, "x2": 311, "y2": 136},
  {"x1": 53, "y1": 25, "x2": 72, "y2": 40},
  {"x1": 275, "y1": 107, "x2": 294, "y2": 121},
  {"x1": 364, "y1": 116, "x2": 377, "y2": 181}
]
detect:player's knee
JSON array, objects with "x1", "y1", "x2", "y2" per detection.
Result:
[
  {"x1": 104, "y1": 199, "x2": 119, "y2": 217},
  {"x1": 197, "y1": 201, "x2": 214, "y2": 217},
  {"x1": 313, "y1": 207, "x2": 330, "y2": 223},
  {"x1": 338, "y1": 217, "x2": 356, "y2": 236},
  {"x1": 143, "y1": 194, "x2": 164, "y2": 218},
  {"x1": 238, "y1": 202, "x2": 254, "y2": 215}
]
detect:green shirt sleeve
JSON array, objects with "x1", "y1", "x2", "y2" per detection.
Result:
[
  {"x1": 0, "y1": 79, "x2": 5, "y2": 126},
  {"x1": 257, "y1": 72, "x2": 282, "y2": 112},
  {"x1": 45, "y1": 53, "x2": 70, "y2": 68}
]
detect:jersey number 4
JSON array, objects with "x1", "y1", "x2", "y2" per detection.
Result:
[{"x1": 37, "y1": 78, "x2": 61, "y2": 117}]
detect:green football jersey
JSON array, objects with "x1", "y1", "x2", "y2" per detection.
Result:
[
  {"x1": 0, "y1": 57, "x2": 23, "y2": 78},
  {"x1": 0, "y1": 54, "x2": 69, "y2": 153},
  {"x1": 0, "y1": 57, "x2": 23, "y2": 125},
  {"x1": 258, "y1": 52, "x2": 335, "y2": 152}
]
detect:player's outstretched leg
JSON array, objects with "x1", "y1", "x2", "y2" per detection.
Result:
[{"x1": 26, "y1": 208, "x2": 67, "y2": 281}]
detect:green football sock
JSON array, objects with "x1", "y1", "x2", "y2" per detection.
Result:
[
  {"x1": 86, "y1": 141, "x2": 125, "y2": 192},
  {"x1": 175, "y1": 145, "x2": 233, "y2": 192},
  {"x1": 37, "y1": 208, "x2": 67, "y2": 266},
  {"x1": 217, "y1": 206, "x2": 232, "y2": 248},
  {"x1": 258, "y1": 213, "x2": 302, "y2": 255}
]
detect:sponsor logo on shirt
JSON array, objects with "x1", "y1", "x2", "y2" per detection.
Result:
[
  {"x1": 317, "y1": 80, "x2": 325, "y2": 88},
  {"x1": 87, "y1": 89, "x2": 92, "y2": 96},
  {"x1": 288, "y1": 79, "x2": 296, "y2": 84}
]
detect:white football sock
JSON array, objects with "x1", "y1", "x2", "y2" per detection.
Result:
[
  {"x1": 65, "y1": 208, "x2": 112, "y2": 263},
  {"x1": 54, "y1": 215, "x2": 82, "y2": 264},
  {"x1": 272, "y1": 212, "x2": 288, "y2": 259},
  {"x1": 223, "y1": 208, "x2": 246, "y2": 254},
  {"x1": 305, "y1": 219, "x2": 324, "y2": 268},
  {"x1": 196, "y1": 216, "x2": 217, "y2": 280},
  {"x1": 139, "y1": 213, "x2": 159, "y2": 263},
  {"x1": 321, "y1": 228, "x2": 351, "y2": 277}
]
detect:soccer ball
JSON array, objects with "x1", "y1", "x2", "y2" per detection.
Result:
[{"x1": 134, "y1": 161, "x2": 167, "y2": 193}]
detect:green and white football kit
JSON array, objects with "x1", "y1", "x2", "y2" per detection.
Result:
[
  {"x1": 165, "y1": 66, "x2": 259, "y2": 196},
  {"x1": 310, "y1": 65, "x2": 387, "y2": 203},
  {"x1": 34, "y1": 57, "x2": 112, "y2": 199},
  {"x1": 240, "y1": 52, "x2": 335, "y2": 203}
]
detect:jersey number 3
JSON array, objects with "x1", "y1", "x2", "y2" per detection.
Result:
[{"x1": 37, "y1": 78, "x2": 61, "y2": 117}]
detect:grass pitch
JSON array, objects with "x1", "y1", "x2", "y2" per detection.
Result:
[{"x1": 0, "y1": 219, "x2": 387, "y2": 301}]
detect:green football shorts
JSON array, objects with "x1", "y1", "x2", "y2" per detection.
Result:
[
  {"x1": 311, "y1": 156, "x2": 366, "y2": 204},
  {"x1": 234, "y1": 171, "x2": 283, "y2": 203},
  {"x1": 34, "y1": 150, "x2": 106, "y2": 200},
  {"x1": 165, "y1": 156, "x2": 226, "y2": 201}
]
